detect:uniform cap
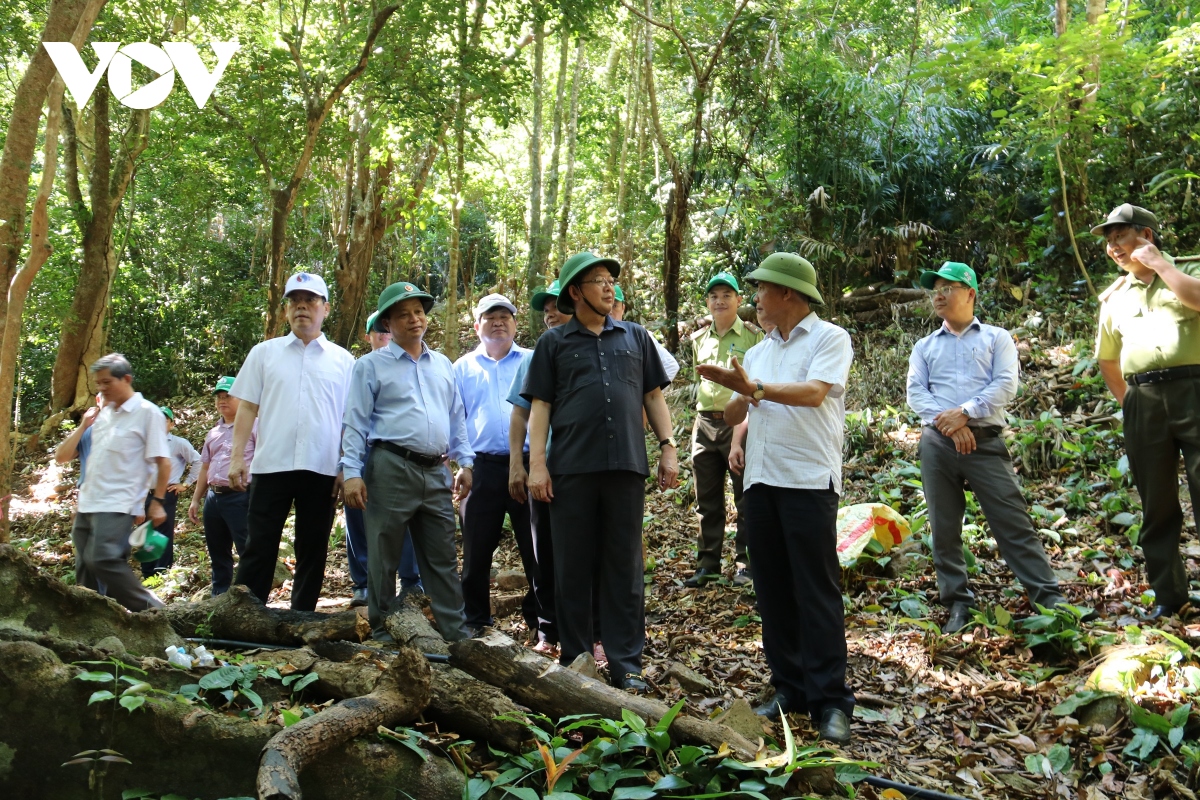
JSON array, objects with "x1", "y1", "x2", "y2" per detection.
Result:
[
  {"x1": 284, "y1": 272, "x2": 329, "y2": 300},
  {"x1": 919, "y1": 261, "x2": 978, "y2": 291},
  {"x1": 1090, "y1": 203, "x2": 1160, "y2": 236},
  {"x1": 473, "y1": 293, "x2": 518, "y2": 320},
  {"x1": 213, "y1": 376, "x2": 236, "y2": 394}
]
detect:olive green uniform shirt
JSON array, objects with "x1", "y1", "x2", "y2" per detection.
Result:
[
  {"x1": 691, "y1": 316, "x2": 763, "y2": 411},
  {"x1": 1095, "y1": 254, "x2": 1200, "y2": 377}
]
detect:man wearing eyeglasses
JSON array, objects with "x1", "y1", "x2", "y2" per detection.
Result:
[
  {"x1": 907, "y1": 262, "x2": 1066, "y2": 635},
  {"x1": 521, "y1": 251, "x2": 679, "y2": 693},
  {"x1": 228, "y1": 272, "x2": 356, "y2": 611}
]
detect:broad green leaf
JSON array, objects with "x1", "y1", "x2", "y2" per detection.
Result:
[
  {"x1": 466, "y1": 778, "x2": 491, "y2": 800},
  {"x1": 651, "y1": 774, "x2": 691, "y2": 791},
  {"x1": 500, "y1": 786, "x2": 541, "y2": 800},
  {"x1": 611, "y1": 788, "x2": 656, "y2": 800},
  {"x1": 75, "y1": 670, "x2": 115, "y2": 683},
  {"x1": 88, "y1": 690, "x2": 116, "y2": 705},
  {"x1": 119, "y1": 695, "x2": 146, "y2": 712},
  {"x1": 199, "y1": 665, "x2": 241, "y2": 690}
]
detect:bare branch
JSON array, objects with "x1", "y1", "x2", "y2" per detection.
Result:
[
  {"x1": 699, "y1": 0, "x2": 751, "y2": 86},
  {"x1": 620, "y1": 0, "x2": 700, "y2": 80},
  {"x1": 211, "y1": 101, "x2": 275, "y2": 188}
]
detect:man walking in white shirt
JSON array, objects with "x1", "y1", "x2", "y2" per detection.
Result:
[
  {"x1": 697, "y1": 253, "x2": 855, "y2": 744},
  {"x1": 228, "y1": 272, "x2": 355, "y2": 611},
  {"x1": 68, "y1": 353, "x2": 171, "y2": 611}
]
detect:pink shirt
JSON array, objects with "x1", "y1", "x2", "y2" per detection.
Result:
[{"x1": 201, "y1": 419, "x2": 257, "y2": 487}]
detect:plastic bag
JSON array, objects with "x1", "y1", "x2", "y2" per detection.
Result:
[{"x1": 835, "y1": 503, "x2": 912, "y2": 567}]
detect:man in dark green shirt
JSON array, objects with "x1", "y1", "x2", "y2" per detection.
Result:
[
  {"x1": 521, "y1": 251, "x2": 679, "y2": 692},
  {"x1": 1093, "y1": 203, "x2": 1200, "y2": 620}
]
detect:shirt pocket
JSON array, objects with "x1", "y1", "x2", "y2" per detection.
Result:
[
  {"x1": 558, "y1": 351, "x2": 598, "y2": 394},
  {"x1": 613, "y1": 348, "x2": 644, "y2": 387},
  {"x1": 1159, "y1": 291, "x2": 1200, "y2": 323},
  {"x1": 968, "y1": 345, "x2": 993, "y2": 380}
]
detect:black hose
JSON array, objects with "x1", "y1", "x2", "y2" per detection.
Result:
[
  {"x1": 183, "y1": 637, "x2": 450, "y2": 663},
  {"x1": 862, "y1": 775, "x2": 971, "y2": 800}
]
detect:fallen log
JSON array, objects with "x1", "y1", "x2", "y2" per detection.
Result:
[
  {"x1": 385, "y1": 591, "x2": 450, "y2": 655},
  {"x1": 257, "y1": 643, "x2": 431, "y2": 800},
  {"x1": 449, "y1": 632, "x2": 760, "y2": 760},
  {"x1": 0, "y1": 544, "x2": 183, "y2": 656},
  {"x1": 165, "y1": 585, "x2": 366, "y2": 646},
  {"x1": 0, "y1": 639, "x2": 462, "y2": 800},
  {"x1": 427, "y1": 662, "x2": 530, "y2": 753},
  {"x1": 839, "y1": 286, "x2": 927, "y2": 313}
]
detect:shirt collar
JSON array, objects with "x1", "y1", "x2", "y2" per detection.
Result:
[
  {"x1": 768, "y1": 311, "x2": 819, "y2": 343},
  {"x1": 563, "y1": 315, "x2": 624, "y2": 337},
  {"x1": 284, "y1": 331, "x2": 330, "y2": 350},
  {"x1": 116, "y1": 392, "x2": 143, "y2": 413},
  {"x1": 936, "y1": 317, "x2": 982, "y2": 337},
  {"x1": 471, "y1": 342, "x2": 524, "y2": 363},
  {"x1": 386, "y1": 339, "x2": 430, "y2": 362},
  {"x1": 707, "y1": 315, "x2": 746, "y2": 339}
]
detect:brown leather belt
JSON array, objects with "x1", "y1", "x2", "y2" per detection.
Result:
[
  {"x1": 698, "y1": 410, "x2": 724, "y2": 420},
  {"x1": 1127, "y1": 364, "x2": 1200, "y2": 386},
  {"x1": 210, "y1": 485, "x2": 244, "y2": 495}
]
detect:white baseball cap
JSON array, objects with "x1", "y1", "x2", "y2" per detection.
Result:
[
  {"x1": 284, "y1": 272, "x2": 329, "y2": 300},
  {"x1": 474, "y1": 293, "x2": 517, "y2": 320}
]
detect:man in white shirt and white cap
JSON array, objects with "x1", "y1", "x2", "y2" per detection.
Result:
[
  {"x1": 454, "y1": 293, "x2": 553, "y2": 642},
  {"x1": 228, "y1": 272, "x2": 356, "y2": 611}
]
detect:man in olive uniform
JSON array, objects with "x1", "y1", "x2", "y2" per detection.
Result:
[
  {"x1": 685, "y1": 272, "x2": 762, "y2": 587},
  {"x1": 521, "y1": 251, "x2": 679, "y2": 692},
  {"x1": 1093, "y1": 203, "x2": 1200, "y2": 620}
]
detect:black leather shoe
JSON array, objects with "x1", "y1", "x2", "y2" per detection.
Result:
[
  {"x1": 818, "y1": 708, "x2": 851, "y2": 745},
  {"x1": 350, "y1": 587, "x2": 368, "y2": 608},
  {"x1": 684, "y1": 568, "x2": 720, "y2": 588},
  {"x1": 732, "y1": 568, "x2": 753, "y2": 587},
  {"x1": 752, "y1": 696, "x2": 788, "y2": 720},
  {"x1": 942, "y1": 602, "x2": 975, "y2": 634},
  {"x1": 616, "y1": 673, "x2": 649, "y2": 694},
  {"x1": 1148, "y1": 604, "x2": 1181, "y2": 621}
]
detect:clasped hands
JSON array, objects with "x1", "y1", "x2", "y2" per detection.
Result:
[{"x1": 934, "y1": 407, "x2": 976, "y2": 454}]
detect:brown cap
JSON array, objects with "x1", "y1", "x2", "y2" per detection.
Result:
[{"x1": 1090, "y1": 203, "x2": 1159, "y2": 236}]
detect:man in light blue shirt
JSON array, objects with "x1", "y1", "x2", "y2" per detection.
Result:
[
  {"x1": 907, "y1": 262, "x2": 1067, "y2": 634},
  {"x1": 342, "y1": 282, "x2": 474, "y2": 642},
  {"x1": 455, "y1": 294, "x2": 553, "y2": 642}
]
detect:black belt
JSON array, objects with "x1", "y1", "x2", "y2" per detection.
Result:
[
  {"x1": 1127, "y1": 364, "x2": 1200, "y2": 386},
  {"x1": 698, "y1": 410, "x2": 725, "y2": 420},
  {"x1": 209, "y1": 485, "x2": 244, "y2": 495},
  {"x1": 375, "y1": 440, "x2": 444, "y2": 469},
  {"x1": 473, "y1": 452, "x2": 512, "y2": 465}
]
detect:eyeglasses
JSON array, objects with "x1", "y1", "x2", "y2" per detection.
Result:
[
  {"x1": 581, "y1": 279, "x2": 617, "y2": 289},
  {"x1": 927, "y1": 285, "x2": 966, "y2": 298}
]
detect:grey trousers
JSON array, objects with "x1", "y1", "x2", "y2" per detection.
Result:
[
  {"x1": 71, "y1": 512, "x2": 164, "y2": 612},
  {"x1": 363, "y1": 447, "x2": 468, "y2": 641},
  {"x1": 919, "y1": 427, "x2": 1064, "y2": 609}
]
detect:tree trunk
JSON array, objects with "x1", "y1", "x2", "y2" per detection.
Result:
[
  {"x1": 0, "y1": 0, "x2": 102, "y2": 335},
  {"x1": 443, "y1": 1, "x2": 469, "y2": 362},
  {"x1": 50, "y1": 85, "x2": 149, "y2": 411},
  {"x1": 534, "y1": 30, "x2": 570, "y2": 276},
  {"x1": 449, "y1": 632, "x2": 761, "y2": 760},
  {"x1": 616, "y1": 37, "x2": 640, "y2": 267},
  {"x1": 601, "y1": 40, "x2": 624, "y2": 248},
  {"x1": 555, "y1": 39, "x2": 586, "y2": 268},
  {"x1": 165, "y1": 585, "x2": 367, "y2": 647},
  {"x1": 525, "y1": 8, "x2": 545, "y2": 316},
  {"x1": 330, "y1": 107, "x2": 383, "y2": 348}
]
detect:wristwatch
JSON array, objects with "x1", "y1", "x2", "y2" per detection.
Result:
[
  {"x1": 659, "y1": 437, "x2": 678, "y2": 450},
  {"x1": 960, "y1": 406, "x2": 971, "y2": 419},
  {"x1": 752, "y1": 381, "x2": 766, "y2": 402}
]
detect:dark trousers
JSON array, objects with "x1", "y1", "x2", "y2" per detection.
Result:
[
  {"x1": 919, "y1": 428, "x2": 1064, "y2": 609},
  {"x1": 742, "y1": 483, "x2": 854, "y2": 718},
  {"x1": 1124, "y1": 379, "x2": 1200, "y2": 607},
  {"x1": 460, "y1": 455, "x2": 554, "y2": 638},
  {"x1": 233, "y1": 470, "x2": 337, "y2": 611},
  {"x1": 140, "y1": 490, "x2": 179, "y2": 577},
  {"x1": 345, "y1": 505, "x2": 421, "y2": 591},
  {"x1": 549, "y1": 471, "x2": 645, "y2": 682},
  {"x1": 532, "y1": 497, "x2": 557, "y2": 643},
  {"x1": 203, "y1": 489, "x2": 250, "y2": 596},
  {"x1": 363, "y1": 448, "x2": 467, "y2": 641},
  {"x1": 691, "y1": 415, "x2": 748, "y2": 570},
  {"x1": 71, "y1": 512, "x2": 163, "y2": 612}
]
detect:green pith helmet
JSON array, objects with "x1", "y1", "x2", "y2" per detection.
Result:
[
  {"x1": 745, "y1": 252, "x2": 824, "y2": 305},
  {"x1": 706, "y1": 271, "x2": 741, "y2": 294},
  {"x1": 531, "y1": 280, "x2": 563, "y2": 314},
  {"x1": 919, "y1": 261, "x2": 978, "y2": 291},
  {"x1": 614, "y1": 285, "x2": 625, "y2": 303},
  {"x1": 556, "y1": 251, "x2": 621, "y2": 315},
  {"x1": 376, "y1": 281, "x2": 434, "y2": 328},
  {"x1": 365, "y1": 310, "x2": 381, "y2": 335},
  {"x1": 213, "y1": 376, "x2": 236, "y2": 394}
]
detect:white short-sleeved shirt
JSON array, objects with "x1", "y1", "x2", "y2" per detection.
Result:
[
  {"x1": 742, "y1": 312, "x2": 853, "y2": 495},
  {"x1": 231, "y1": 332, "x2": 355, "y2": 476},
  {"x1": 78, "y1": 392, "x2": 171, "y2": 514}
]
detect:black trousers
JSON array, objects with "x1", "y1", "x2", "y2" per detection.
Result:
[
  {"x1": 460, "y1": 455, "x2": 554, "y2": 638},
  {"x1": 141, "y1": 490, "x2": 179, "y2": 577},
  {"x1": 203, "y1": 489, "x2": 250, "y2": 596},
  {"x1": 742, "y1": 482, "x2": 855, "y2": 718},
  {"x1": 233, "y1": 470, "x2": 337, "y2": 611},
  {"x1": 532, "y1": 497, "x2": 557, "y2": 642},
  {"x1": 549, "y1": 470, "x2": 645, "y2": 682}
]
